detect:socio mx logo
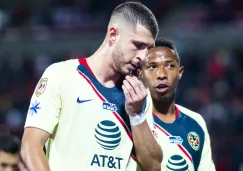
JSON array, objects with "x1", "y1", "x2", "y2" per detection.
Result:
[
  {"x1": 166, "y1": 155, "x2": 189, "y2": 171},
  {"x1": 91, "y1": 120, "x2": 123, "y2": 169},
  {"x1": 169, "y1": 136, "x2": 183, "y2": 145},
  {"x1": 103, "y1": 102, "x2": 117, "y2": 112}
]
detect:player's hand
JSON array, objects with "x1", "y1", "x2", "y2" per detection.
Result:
[{"x1": 122, "y1": 75, "x2": 147, "y2": 116}]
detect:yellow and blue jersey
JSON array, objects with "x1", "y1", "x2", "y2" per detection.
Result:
[
  {"x1": 145, "y1": 91, "x2": 216, "y2": 171},
  {"x1": 25, "y1": 58, "x2": 142, "y2": 171}
]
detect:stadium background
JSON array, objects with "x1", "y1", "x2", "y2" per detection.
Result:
[{"x1": 0, "y1": 0, "x2": 243, "y2": 170}]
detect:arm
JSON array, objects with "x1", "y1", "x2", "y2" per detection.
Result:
[
  {"x1": 122, "y1": 75, "x2": 162, "y2": 171},
  {"x1": 197, "y1": 117, "x2": 216, "y2": 171},
  {"x1": 131, "y1": 121, "x2": 162, "y2": 171},
  {"x1": 21, "y1": 128, "x2": 51, "y2": 171},
  {"x1": 21, "y1": 63, "x2": 62, "y2": 170}
]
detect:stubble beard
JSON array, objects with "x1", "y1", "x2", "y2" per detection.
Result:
[{"x1": 112, "y1": 46, "x2": 129, "y2": 76}]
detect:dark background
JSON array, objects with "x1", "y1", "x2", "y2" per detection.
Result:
[{"x1": 0, "y1": 0, "x2": 242, "y2": 170}]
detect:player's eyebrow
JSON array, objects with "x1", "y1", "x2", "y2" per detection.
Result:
[
  {"x1": 145, "y1": 61, "x2": 157, "y2": 65},
  {"x1": 132, "y1": 40, "x2": 153, "y2": 48}
]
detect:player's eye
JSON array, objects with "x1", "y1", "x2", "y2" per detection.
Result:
[
  {"x1": 1, "y1": 163, "x2": 7, "y2": 168},
  {"x1": 168, "y1": 63, "x2": 175, "y2": 68},
  {"x1": 148, "y1": 65, "x2": 156, "y2": 69},
  {"x1": 12, "y1": 164, "x2": 18, "y2": 170},
  {"x1": 134, "y1": 42, "x2": 147, "y2": 50}
]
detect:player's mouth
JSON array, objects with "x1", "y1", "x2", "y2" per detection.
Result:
[
  {"x1": 128, "y1": 63, "x2": 138, "y2": 71},
  {"x1": 155, "y1": 84, "x2": 169, "y2": 94}
]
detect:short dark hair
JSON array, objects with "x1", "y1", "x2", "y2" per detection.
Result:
[
  {"x1": 110, "y1": 1, "x2": 159, "y2": 38},
  {"x1": 0, "y1": 135, "x2": 20, "y2": 154},
  {"x1": 155, "y1": 38, "x2": 180, "y2": 64}
]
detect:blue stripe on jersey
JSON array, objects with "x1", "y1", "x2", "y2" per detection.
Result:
[
  {"x1": 78, "y1": 63, "x2": 147, "y2": 158},
  {"x1": 77, "y1": 64, "x2": 129, "y2": 122},
  {"x1": 154, "y1": 110, "x2": 204, "y2": 170}
]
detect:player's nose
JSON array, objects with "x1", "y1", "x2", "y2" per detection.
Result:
[
  {"x1": 137, "y1": 48, "x2": 148, "y2": 62},
  {"x1": 156, "y1": 67, "x2": 167, "y2": 80}
]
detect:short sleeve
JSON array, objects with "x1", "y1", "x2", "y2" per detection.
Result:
[
  {"x1": 24, "y1": 63, "x2": 62, "y2": 134},
  {"x1": 197, "y1": 116, "x2": 216, "y2": 171}
]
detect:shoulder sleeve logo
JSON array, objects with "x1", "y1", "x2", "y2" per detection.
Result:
[
  {"x1": 28, "y1": 100, "x2": 41, "y2": 116},
  {"x1": 187, "y1": 132, "x2": 200, "y2": 151},
  {"x1": 35, "y1": 78, "x2": 48, "y2": 97}
]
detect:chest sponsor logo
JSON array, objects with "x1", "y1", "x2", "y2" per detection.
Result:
[
  {"x1": 95, "y1": 120, "x2": 121, "y2": 150},
  {"x1": 166, "y1": 155, "x2": 189, "y2": 171},
  {"x1": 91, "y1": 120, "x2": 123, "y2": 169}
]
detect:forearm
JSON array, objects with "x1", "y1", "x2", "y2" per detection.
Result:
[
  {"x1": 21, "y1": 143, "x2": 51, "y2": 171},
  {"x1": 131, "y1": 120, "x2": 162, "y2": 171}
]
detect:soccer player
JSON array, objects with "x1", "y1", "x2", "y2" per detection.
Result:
[
  {"x1": 137, "y1": 38, "x2": 216, "y2": 170},
  {"x1": 21, "y1": 2, "x2": 162, "y2": 171},
  {"x1": 0, "y1": 135, "x2": 28, "y2": 171}
]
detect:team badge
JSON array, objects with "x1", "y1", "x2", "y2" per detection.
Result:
[
  {"x1": 35, "y1": 78, "x2": 48, "y2": 97},
  {"x1": 187, "y1": 132, "x2": 200, "y2": 150}
]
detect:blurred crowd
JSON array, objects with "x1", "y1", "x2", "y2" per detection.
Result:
[
  {"x1": 0, "y1": 0, "x2": 243, "y2": 171},
  {"x1": 178, "y1": 48, "x2": 243, "y2": 171},
  {"x1": 1, "y1": 0, "x2": 243, "y2": 34}
]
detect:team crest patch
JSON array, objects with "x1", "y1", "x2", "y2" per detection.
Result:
[
  {"x1": 187, "y1": 132, "x2": 200, "y2": 150},
  {"x1": 35, "y1": 78, "x2": 48, "y2": 97}
]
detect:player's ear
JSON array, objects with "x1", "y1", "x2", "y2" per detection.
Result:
[
  {"x1": 178, "y1": 66, "x2": 184, "y2": 80},
  {"x1": 137, "y1": 68, "x2": 143, "y2": 79},
  {"x1": 108, "y1": 27, "x2": 118, "y2": 44}
]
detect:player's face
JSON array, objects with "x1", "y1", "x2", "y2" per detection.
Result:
[
  {"x1": 138, "y1": 47, "x2": 184, "y2": 101},
  {"x1": 112, "y1": 24, "x2": 154, "y2": 75},
  {"x1": 0, "y1": 151, "x2": 19, "y2": 171}
]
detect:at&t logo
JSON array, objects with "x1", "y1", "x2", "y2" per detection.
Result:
[
  {"x1": 91, "y1": 120, "x2": 123, "y2": 169},
  {"x1": 166, "y1": 155, "x2": 189, "y2": 171}
]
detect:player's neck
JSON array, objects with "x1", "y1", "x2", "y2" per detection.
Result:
[
  {"x1": 86, "y1": 44, "x2": 121, "y2": 88},
  {"x1": 152, "y1": 94, "x2": 177, "y2": 123}
]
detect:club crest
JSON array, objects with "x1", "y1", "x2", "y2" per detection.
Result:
[{"x1": 187, "y1": 132, "x2": 200, "y2": 150}]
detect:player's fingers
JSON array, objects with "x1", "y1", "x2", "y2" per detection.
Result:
[
  {"x1": 137, "y1": 80, "x2": 147, "y2": 97},
  {"x1": 123, "y1": 79, "x2": 137, "y2": 102},
  {"x1": 125, "y1": 75, "x2": 144, "y2": 98},
  {"x1": 122, "y1": 84, "x2": 133, "y2": 103}
]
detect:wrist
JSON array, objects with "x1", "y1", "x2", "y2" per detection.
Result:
[{"x1": 129, "y1": 111, "x2": 146, "y2": 126}]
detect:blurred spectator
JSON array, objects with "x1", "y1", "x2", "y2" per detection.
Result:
[
  {"x1": 0, "y1": 135, "x2": 28, "y2": 171},
  {"x1": 10, "y1": 1, "x2": 30, "y2": 28},
  {"x1": 0, "y1": 9, "x2": 10, "y2": 31}
]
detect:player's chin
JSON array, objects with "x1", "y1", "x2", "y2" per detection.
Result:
[
  {"x1": 157, "y1": 95, "x2": 171, "y2": 102},
  {"x1": 153, "y1": 91, "x2": 172, "y2": 101},
  {"x1": 120, "y1": 68, "x2": 132, "y2": 76}
]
